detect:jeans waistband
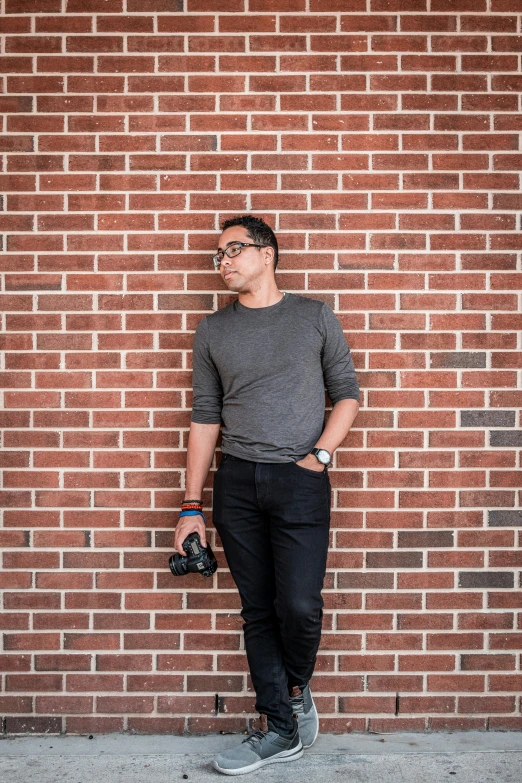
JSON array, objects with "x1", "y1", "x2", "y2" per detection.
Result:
[{"x1": 221, "y1": 453, "x2": 317, "y2": 466}]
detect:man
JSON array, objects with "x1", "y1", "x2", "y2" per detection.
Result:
[{"x1": 174, "y1": 215, "x2": 360, "y2": 775}]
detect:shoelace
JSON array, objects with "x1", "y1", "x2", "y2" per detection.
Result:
[
  {"x1": 290, "y1": 691, "x2": 305, "y2": 715},
  {"x1": 242, "y1": 729, "x2": 269, "y2": 748}
]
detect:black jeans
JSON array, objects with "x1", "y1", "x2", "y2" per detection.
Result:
[{"x1": 212, "y1": 453, "x2": 331, "y2": 735}]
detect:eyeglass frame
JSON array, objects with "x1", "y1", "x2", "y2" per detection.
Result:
[{"x1": 212, "y1": 241, "x2": 268, "y2": 269}]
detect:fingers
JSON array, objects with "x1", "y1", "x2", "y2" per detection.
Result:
[
  {"x1": 174, "y1": 523, "x2": 188, "y2": 556},
  {"x1": 174, "y1": 515, "x2": 207, "y2": 555}
]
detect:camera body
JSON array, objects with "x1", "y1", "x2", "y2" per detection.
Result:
[{"x1": 169, "y1": 532, "x2": 217, "y2": 578}]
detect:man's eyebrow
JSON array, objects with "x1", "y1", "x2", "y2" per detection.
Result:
[{"x1": 216, "y1": 240, "x2": 242, "y2": 251}]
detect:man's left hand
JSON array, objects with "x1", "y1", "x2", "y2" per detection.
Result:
[{"x1": 295, "y1": 453, "x2": 326, "y2": 472}]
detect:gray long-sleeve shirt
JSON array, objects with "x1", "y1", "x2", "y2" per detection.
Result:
[{"x1": 190, "y1": 292, "x2": 360, "y2": 463}]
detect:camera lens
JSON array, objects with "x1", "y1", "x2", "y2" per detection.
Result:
[{"x1": 168, "y1": 553, "x2": 187, "y2": 576}]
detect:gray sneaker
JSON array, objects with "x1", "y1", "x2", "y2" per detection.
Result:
[
  {"x1": 213, "y1": 714, "x2": 303, "y2": 776},
  {"x1": 289, "y1": 684, "x2": 319, "y2": 748}
]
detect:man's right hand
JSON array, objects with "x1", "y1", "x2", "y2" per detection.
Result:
[{"x1": 174, "y1": 513, "x2": 207, "y2": 556}]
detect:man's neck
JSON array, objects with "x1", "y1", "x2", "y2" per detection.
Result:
[{"x1": 237, "y1": 288, "x2": 285, "y2": 309}]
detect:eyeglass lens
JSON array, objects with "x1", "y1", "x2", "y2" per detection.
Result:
[{"x1": 213, "y1": 243, "x2": 242, "y2": 266}]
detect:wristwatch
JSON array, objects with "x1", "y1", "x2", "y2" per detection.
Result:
[{"x1": 310, "y1": 447, "x2": 331, "y2": 467}]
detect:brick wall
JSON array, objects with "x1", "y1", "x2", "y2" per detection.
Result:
[{"x1": 1, "y1": 0, "x2": 521, "y2": 735}]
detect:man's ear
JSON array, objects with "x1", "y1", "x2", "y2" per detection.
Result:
[{"x1": 264, "y1": 246, "x2": 275, "y2": 266}]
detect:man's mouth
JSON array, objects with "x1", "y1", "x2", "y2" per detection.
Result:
[{"x1": 224, "y1": 271, "x2": 236, "y2": 279}]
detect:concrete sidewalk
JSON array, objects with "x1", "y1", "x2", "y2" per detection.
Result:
[{"x1": 1, "y1": 731, "x2": 521, "y2": 782}]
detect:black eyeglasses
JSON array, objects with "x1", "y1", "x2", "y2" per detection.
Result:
[{"x1": 212, "y1": 242, "x2": 266, "y2": 269}]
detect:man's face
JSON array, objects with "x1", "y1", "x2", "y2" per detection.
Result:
[{"x1": 216, "y1": 226, "x2": 274, "y2": 293}]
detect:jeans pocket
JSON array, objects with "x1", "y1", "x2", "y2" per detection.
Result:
[{"x1": 293, "y1": 461, "x2": 326, "y2": 478}]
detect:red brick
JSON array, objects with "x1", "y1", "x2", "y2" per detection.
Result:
[
  {"x1": 399, "y1": 655, "x2": 456, "y2": 672},
  {"x1": 65, "y1": 670, "x2": 123, "y2": 691},
  {"x1": 428, "y1": 674, "x2": 484, "y2": 692},
  {"x1": 338, "y1": 654, "x2": 394, "y2": 672},
  {"x1": 399, "y1": 696, "x2": 456, "y2": 713},
  {"x1": 340, "y1": 696, "x2": 396, "y2": 714},
  {"x1": 459, "y1": 695, "x2": 516, "y2": 714},
  {"x1": 367, "y1": 675, "x2": 423, "y2": 691},
  {"x1": 488, "y1": 674, "x2": 522, "y2": 691},
  {"x1": 461, "y1": 654, "x2": 515, "y2": 671}
]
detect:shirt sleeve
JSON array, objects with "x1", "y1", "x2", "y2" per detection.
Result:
[
  {"x1": 190, "y1": 317, "x2": 223, "y2": 424},
  {"x1": 320, "y1": 302, "x2": 361, "y2": 405}
]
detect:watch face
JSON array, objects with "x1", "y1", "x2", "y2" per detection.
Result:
[{"x1": 316, "y1": 449, "x2": 330, "y2": 464}]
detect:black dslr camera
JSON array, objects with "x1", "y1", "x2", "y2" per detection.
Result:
[{"x1": 169, "y1": 532, "x2": 217, "y2": 578}]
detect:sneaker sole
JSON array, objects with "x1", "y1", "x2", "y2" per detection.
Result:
[{"x1": 213, "y1": 742, "x2": 303, "y2": 776}]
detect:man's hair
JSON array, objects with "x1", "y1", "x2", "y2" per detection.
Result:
[{"x1": 220, "y1": 214, "x2": 279, "y2": 270}]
